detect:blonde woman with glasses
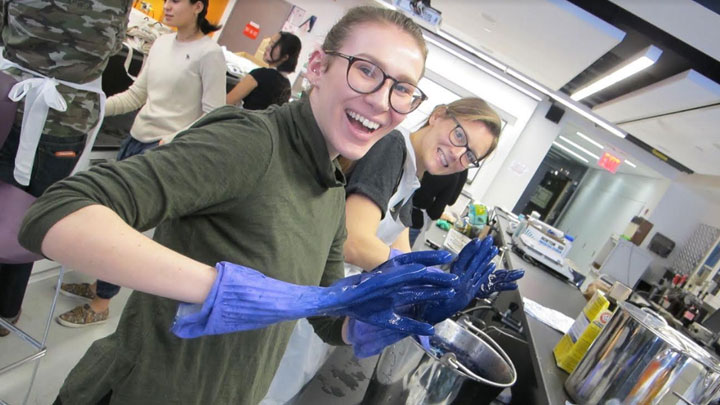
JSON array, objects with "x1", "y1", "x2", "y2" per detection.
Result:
[{"x1": 342, "y1": 97, "x2": 503, "y2": 272}]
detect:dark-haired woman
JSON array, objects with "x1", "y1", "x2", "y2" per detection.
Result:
[
  {"x1": 227, "y1": 32, "x2": 302, "y2": 109},
  {"x1": 56, "y1": 0, "x2": 226, "y2": 327}
]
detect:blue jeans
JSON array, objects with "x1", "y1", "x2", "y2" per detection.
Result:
[
  {"x1": 96, "y1": 136, "x2": 159, "y2": 300},
  {"x1": 409, "y1": 227, "x2": 422, "y2": 247},
  {"x1": 0, "y1": 124, "x2": 87, "y2": 316}
]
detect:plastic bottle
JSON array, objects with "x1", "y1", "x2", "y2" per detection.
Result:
[{"x1": 512, "y1": 214, "x2": 527, "y2": 238}]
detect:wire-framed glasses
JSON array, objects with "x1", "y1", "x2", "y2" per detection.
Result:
[
  {"x1": 449, "y1": 114, "x2": 482, "y2": 168},
  {"x1": 325, "y1": 51, "x2": 427, "y2": 114}
]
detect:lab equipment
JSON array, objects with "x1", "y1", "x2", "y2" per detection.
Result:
[
  {"x1": 512, "y1": 214, "x2": 574, "y2": 280},
  {"x1": 171, "y1": 260, "x2": 457, "y2": 338}
]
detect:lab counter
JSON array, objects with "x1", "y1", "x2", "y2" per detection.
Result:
[
  {"x1": 493, "y1": 212, "x2": 587, "y2": 404},
  {"x1": 293, "y1": 213, "x2": 587, "y2": 405},
  {"x1": 421, "y1": 214, "x2": 587, "y2": 404}
]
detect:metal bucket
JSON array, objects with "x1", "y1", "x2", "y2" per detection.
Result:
[
  {"x1": 361, "y1": 318, "x2": 517, "y2": 405},
  {"x1": 565, "y1": 302, "x2": 720, "y2": 405}
]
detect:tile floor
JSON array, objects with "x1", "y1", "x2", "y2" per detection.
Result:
[{"x1": 0, "y1": 267, "x2": 132, "y2": 405}]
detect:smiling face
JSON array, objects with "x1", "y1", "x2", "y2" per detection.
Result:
[
  {"x1": 163, "y1": 0, "x2": 202, "y2": 30},
  {"x1": 414, "y1": 113, "x2": 496, "y2": 176},
  {"x1": 307, "y1": 22, "x2": 425, "y2": 160}
]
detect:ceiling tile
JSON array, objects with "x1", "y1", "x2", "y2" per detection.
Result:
[
  {"x1": 593, "y1": 69, "x2": 720, "y2": 123},
  {"x1": 438, "y1": 0, "x2": 625, "y2": 90},
  {"x1": 610, "y1": 0, "x2": 720, "y2": 62},
  {"x1": 617, "y1": 104, "x2": 720, "y2": 175}
]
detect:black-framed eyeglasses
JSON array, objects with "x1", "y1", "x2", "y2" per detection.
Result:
[
  {"x1": 324, "y1": 51, "x2": 427, "y2": 114},
  {"x1": 449, "y1": 114, "x2": 482, "y2": 168}
]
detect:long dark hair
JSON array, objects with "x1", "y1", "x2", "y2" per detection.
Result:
[
  {"x1": 190, "y1": 0, "x2": 221, "y2": 34},
  {"x1": 270, "y1": 32, "x2": 302, "y2": 73}
]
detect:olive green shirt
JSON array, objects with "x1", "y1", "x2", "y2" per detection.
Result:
[{"x1": 19, "y1": 98, "x2": 347, "y2": 404}]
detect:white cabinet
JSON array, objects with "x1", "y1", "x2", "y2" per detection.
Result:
[{"x1": 598, "y1": 238, "x2": 655, "y2": 288}]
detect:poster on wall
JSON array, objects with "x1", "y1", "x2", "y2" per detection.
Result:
[{"x1": 282, "y1": 5, "x2": 314, "y2": 33}]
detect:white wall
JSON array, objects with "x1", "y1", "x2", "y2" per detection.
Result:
[
  {"x1": 556, "y1": 168, "x2": 670, "y2": 271},
  {"x1": 642, "y1": 181, "x2": 720, "y2": 281},
  {"x1": 282, "y1": 0, "x2": 372, "y2": 85},
  {"x1": 477, "y1": 99, "x2": 561, "y2": 211}
]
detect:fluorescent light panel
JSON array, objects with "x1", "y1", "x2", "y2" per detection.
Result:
[
  {"x1": 437, "y1": 30, "x2": 508, "y2": 71},
  {"x1": 571, "y1": 45, "x2": 663, "y2": 101},
  {"x1": 553, "y1": 141, "x2": 589, "y2": 163},
  {"x1": 624, "y1": 159, "x2": 637, "y2": 168},
  {"x1": 558, "y1": 136, "x2": 600, "y2": 160},
  {"x1": 423, "y1": 36, "x2": 543, "y2": 101},
  {"x1": 505, "y1": 67, "x2": 626, "y2": 138},
  {"x1": 372, "y1": 0, "x2": 397, "y2": 10},
  {"x1": 420, "y1": 28, "x2": 627, "y2": 139},
  {"x1": 576, "y1": 132, "x2": 604, "y2": 149}
]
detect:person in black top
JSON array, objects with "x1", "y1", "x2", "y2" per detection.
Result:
[
  {"x1": 409, "y1": 170, "x2": 468, "y2": 246},
  {"x1": 227, "y1": 31, "x2": 301, "y2": 109}
]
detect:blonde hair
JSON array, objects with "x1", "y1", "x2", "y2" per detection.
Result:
[
  {"x1": 322, "y1": 6, "x2": 428, "y2": 64},
  {"x1": 426, "y1": 97, "x2": 502, "y2": 160}
]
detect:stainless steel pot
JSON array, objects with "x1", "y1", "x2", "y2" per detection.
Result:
[
  {"x1": 361, "y1": 318, "x2": 516, "y2": 405},
  {"x1": 565, "y1": 302, "x2": 720, "y2": 405}
]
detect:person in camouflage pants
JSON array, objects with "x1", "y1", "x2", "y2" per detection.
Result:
[{"x1": 0, "y1": 0, "x2": 132, "y2": 336}]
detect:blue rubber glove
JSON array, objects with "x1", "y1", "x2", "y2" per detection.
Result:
[
  {"x1": 347, "y1": 318, "x2": 411, "y2": 358},
  {"x1": 171, "y1": 260, "x2": 457, "y2": 338},
  {"x1": 346, "y1": 239, "x2": 498, "y2": 357},
  {"x1": 342, "y1": 250, "x2": 454, "y2": 358},
  {"x1": 419, "y1": 236, "x2": 498, "y2": 325},
  {"x1": 331, "y1": 249, "x2": 453, "y2": 289},
  {"x1": 476, "y1": 269, "x2": 525, "y2": 298}
]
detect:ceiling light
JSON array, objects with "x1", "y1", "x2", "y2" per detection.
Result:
[
  {"x1": 423, "y1": 35, "x2": 542, "y2": 101},
  {"x1": 437, "y1": 30, "x2": 507, "y2": 71},
  {"x1": 553, "y1": 141, "x2": 589, "y2": 163},
  {"x1": 576, "y1": 132, "x2": 604, "y2": 149},
  {"x1": 423, "y1": 30, "x2": 628, "y2": 138},
  {"x1": 623, "y1": 159, "x2": 637, "y2": 168},
  {"x1": 570, "y1": 45, "x2": 663, "y2": 101},
  {"x1": 558, "y1": 136, "x2": 600, "y2": 160},
  {"x1": 372, "y1": 0, "x2": 397, "y2": 10},
  {"x1": 507, "y1": 67, "x2": 626, "y2": 138}
]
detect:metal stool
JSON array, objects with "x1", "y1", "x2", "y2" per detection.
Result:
[
  {"x1": 0, "y1": 181, "x2": 62, "y2": 404},
  {"x1": 0, "y1": 266, "x2": 65, "y2": 405}
]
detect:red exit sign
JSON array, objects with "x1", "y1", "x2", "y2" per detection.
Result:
[
  {"x1": 243, "y1": 21, "x2": 260, "y2": 39},
  {"x1": 598, "y1": 152, "x2": 621, "y2": 173}
]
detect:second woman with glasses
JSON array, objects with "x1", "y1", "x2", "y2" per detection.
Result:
[{"x1": 342, "y1": 97, "x2": 503, "y2": 272}]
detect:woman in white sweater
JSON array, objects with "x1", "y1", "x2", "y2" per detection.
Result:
[{"x1": 57, "y1": 0, "x2": 227, "y2": 327}]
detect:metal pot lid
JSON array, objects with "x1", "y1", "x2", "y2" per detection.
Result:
[
  {"x1": 663, "y1": 326, "x2": 720, "y2": 373},
  {"x1": 619, "y1": 302, "x2": 683, "y2": 345},
  {"x1": 621, "y1": 303, "x2": 720, "y2": 373}
]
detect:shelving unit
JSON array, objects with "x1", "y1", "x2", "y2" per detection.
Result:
[{"x1": 689, "y1": 235, "x2": 720, "y2": 310}]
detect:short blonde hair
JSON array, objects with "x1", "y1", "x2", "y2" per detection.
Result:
[{"x1": 427, "y1": 98, "x2": 502, "y2": 160}]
